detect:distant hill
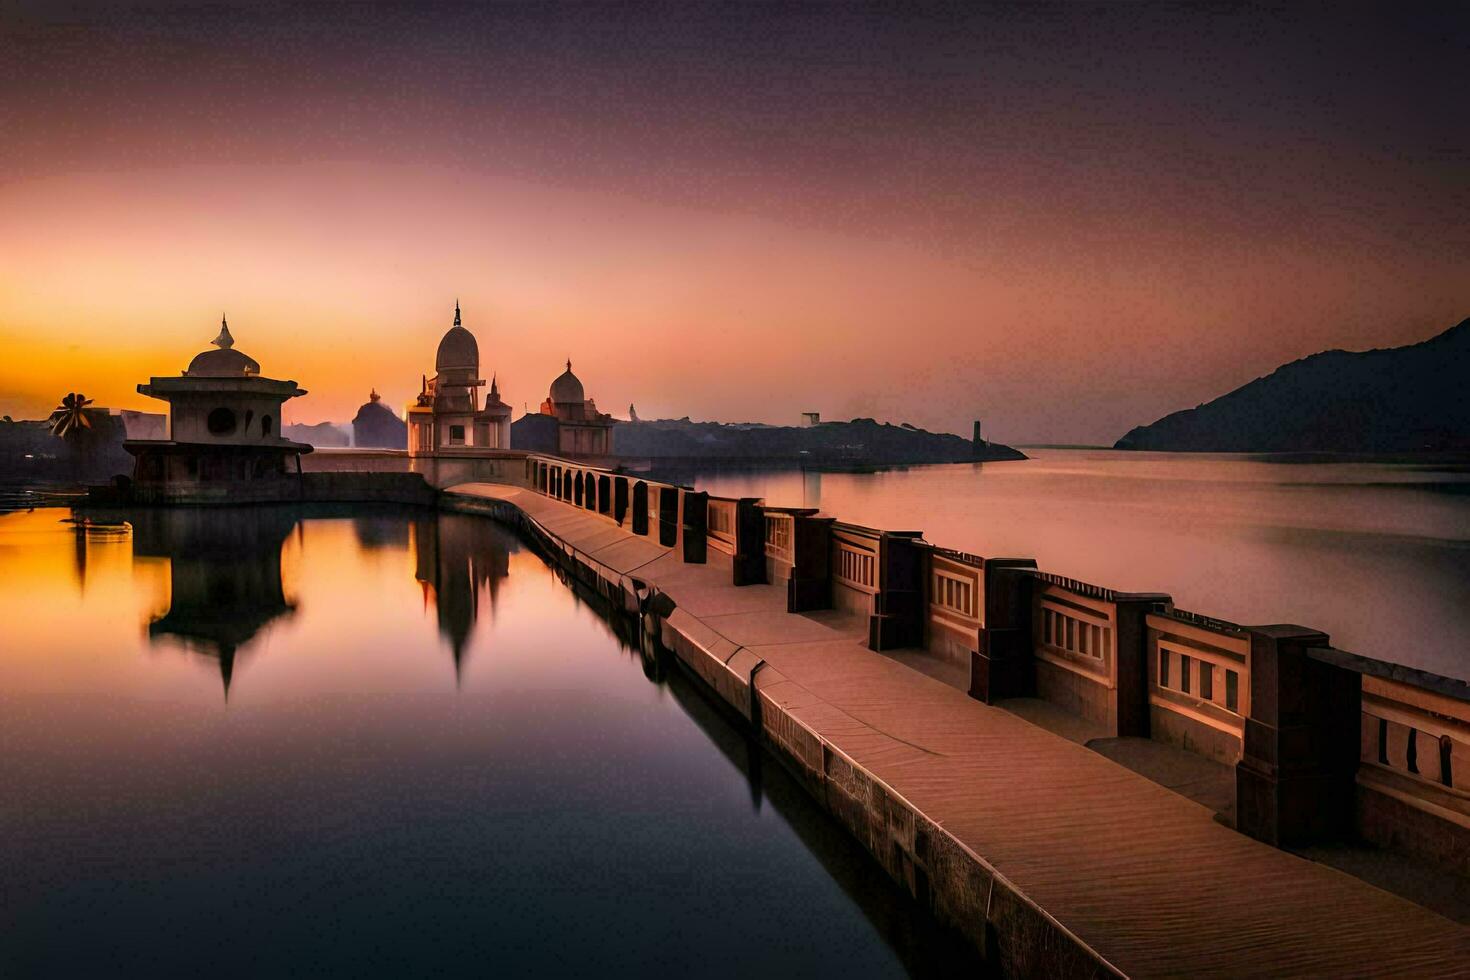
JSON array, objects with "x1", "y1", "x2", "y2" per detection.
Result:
[
  {"x1": 1115, "y1": 318, "x2": 1470, "y2": 453},
  {"x1": 614, "y1": 417, "x2": 1026, "y2": 464},
  {"x1": 283, "y1": 422, "x2": 350, "y2": 447}
]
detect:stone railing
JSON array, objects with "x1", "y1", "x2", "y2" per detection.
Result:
[
  {"x1": 707, "y1": 496, "x2": 738, "y2": 555},
  {"x1": 509, "y1": 456, "x2": 1470, "y2": 869},
  {"x1": 1145, "y1": 609, "x2": 1250, "y2": 765},
  {"x1": 522, "y1": 453, "x2": 708, "y2": 563}
]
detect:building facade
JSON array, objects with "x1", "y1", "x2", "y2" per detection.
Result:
[
  {"x1": 407, "y1": 303, "x2": 511, "y2": 454},
  {"x1": 537, "y1": 360, "x2": 615, "y2": 457},
  {"x1": 125, "y1": 317, "x2": 312, "y2": 500}
]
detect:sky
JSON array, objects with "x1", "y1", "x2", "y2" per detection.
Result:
[{"x1": 1, "y1": 1, "x2": 1466, "y2": 444}]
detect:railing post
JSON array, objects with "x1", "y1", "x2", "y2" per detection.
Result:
[
  {"x1": 788, "y1": 514, "x2": 833, "y2": 613},
  {"x1": 1236, "y1": 625, "x2": 1360, "y2": 846},
  {"x1": 631, "y1": 481, "x2": 649, "y2": 536},
  {"x1": 614, "y1": 477, "x2": 629, "y2": 525},
  {"x1": 869, "y1": 533, "x2": 925, "y2": 651},
  {"x1": 681, "y1": 490, "x2": 707, "y2": 564},
  {"x1": 733, "y1": 498, "x2": 766, "y2": 586},
  {"x1": 970, "y1": 560, "x2": 1038, "y2": 704},
  {"x1": 1112, "y1": 594, "x2": 1170, "y2": 738}
]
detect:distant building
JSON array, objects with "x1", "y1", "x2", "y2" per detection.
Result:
[
  {"x1": 126, "y1": 316, "x2": 312, "y2": 499},
  {"x1": 802, "y1": 412, "x2": 821, "y2": 427},
  {"x1": 407, "y1": 302, "x2": 511, "y2": 454},
  {"x1": 118, "y1": 410, "x2": 167, "y2": 440},
  {"x1": 352, "y1": 389, "x2": 407, "y2": 449},
  {"x1": 531, "y1": 360, "x2": 614, "y2": 456}
]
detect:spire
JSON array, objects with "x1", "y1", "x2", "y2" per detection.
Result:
[
  {"x1": 490, "y1": 373, "x2": 499, "y2": 397},
  {"x1": 454, "y1": 299, "x2": 461, "y2": 327},
  {"x1": 566, "y1": 358, "x2": 572, "y2": 373},
  {"x1": 212, "y1": 313, "x2": 234, "y2": 350}
]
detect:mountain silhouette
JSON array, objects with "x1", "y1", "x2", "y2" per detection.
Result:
[{"x1": 1115, "y1": 318, "x2": 1470, "y2": 453}]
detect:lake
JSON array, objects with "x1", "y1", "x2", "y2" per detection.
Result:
[
  {"x1": 668, "y1": 449, "x2": 1470, "y2": 681},
  {"x1": 0, "y1": 505, "x2": 972, "y2": 978}
]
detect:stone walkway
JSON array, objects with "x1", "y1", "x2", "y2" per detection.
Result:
[{"x1": 448, "y1": 483, "x2": 1470, "y2": 978}]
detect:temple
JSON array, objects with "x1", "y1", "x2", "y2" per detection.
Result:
[
  {"x1": 517, "y1": 359, "x2": 615, "y2": 457},
  {"x1": 352, "y1": 388, "x2": 407, "y2": 448},
  {"x1": 407, "y1": 302, "x2": 511, "y2": 454},
  {"x1": 125, "y1": 316, "x2": 312, "y2": 502}
]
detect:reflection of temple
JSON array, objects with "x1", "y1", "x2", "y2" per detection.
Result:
[
  {"x1": 412, "y1": 513, "x2": 512, "y2": 682},
  {"x1": 133, "y1": 508, "x2": 298, "y2": 697}
]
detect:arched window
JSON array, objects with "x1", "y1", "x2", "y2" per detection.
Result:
[
  {"x1": 261, "y1": 414, "x2": 273, "y2": 436},
  {"x1": 207, "y1": 407, "x2": 237, "y2": 436}
]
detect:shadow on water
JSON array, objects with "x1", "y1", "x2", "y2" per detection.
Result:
[{"x1": 550, "y1": 545, "x2": 986, "y2": 979}]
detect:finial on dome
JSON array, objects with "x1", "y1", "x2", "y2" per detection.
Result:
[
  {"x1": 566, "y1": 358, "x2": 572, "y2": 372},
  {"x1": 454, "y1": 299, "x2": 461, "y2": 327},
  {"x1": 212, "y1": 314, "x2": 234, "y2": 350},
  {"x1": 369, "y1": 388, "x2": 381, "y2": 403}
]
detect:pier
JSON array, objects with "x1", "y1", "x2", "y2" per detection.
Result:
[{"x1": 423, "y1": 454, "x2": 1470, "y2": 978}]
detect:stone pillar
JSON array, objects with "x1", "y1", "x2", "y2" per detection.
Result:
[
  {"x1": 658, "y1": 486, "x2": 680, "y2": 547},
  {"x1": 1111, "y1": 593, "x2": 1172, "y2": 738},
  {"x1": 787, "y1": 514, "x2": 833, "y2": 613},
  {"x1": 631, "y1": 481, "x2": 649, "y2": 535},
  {"x1": 732, "y1": 497, "x2": 766, "y2": 586},
  {"x1": 1236, "y1": 625, "x2": 1361, "y2": 846},
  {"x1": 681, "y1": 490, "x2": 707, "y2": 564},
  {"x1": 614, "y1": 477, "x2": 629, "y2": 525},
  {"x1": 868, "y1": 533, "x2": 925, "y2": 652},
  {"x1": 970, "y1": 561, "x2": 1037, "y2": 703}
]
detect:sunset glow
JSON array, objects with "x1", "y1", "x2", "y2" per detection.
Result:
[{"x1": 2, "y1": 3, "x2": 1465, "y2": 443}]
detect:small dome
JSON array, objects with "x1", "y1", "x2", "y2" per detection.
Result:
[
  {"x1": 187, "y1": 347, "x2": 261, "y2": 377},
  {"x1": 436, "y1": 326, "x2": 478, "y2": 373},
  {"x1": 549, "y1": 359, "x2": 584, "y2": 404},
  {"x1": 435, "y1": 301, "x2": 478, "y2": 373},
  {"x1": 185, "y1": 314, "x2": 260, "y2": 377},
  {"x1": 354, "y1": 389, "x2": 396, "y2": 421}
]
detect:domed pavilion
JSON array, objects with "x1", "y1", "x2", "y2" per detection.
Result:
[
  {"x1": 536, "y1": 359, "x2": 615, "y2": 456},
  {"x1": 126, "y1": 316, "x2": 312, "y2": 501},
  {"x1": 407, "y1": 302, "x2": 511, "y2": 453}
]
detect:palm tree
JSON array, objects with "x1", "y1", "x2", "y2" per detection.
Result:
[{"x1": 50, "y1": 392, "x2": 94, "y2": 441}]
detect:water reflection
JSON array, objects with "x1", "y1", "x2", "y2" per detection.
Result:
[
  {"x1": 135, "y1": 508, "x2": 299, "y2": 697},
  {"x1": 0, "y1": 505, "x2": 971, "y2": 977},
  {"x1": 412, "y1": 512, "x2": 512, "y2": 682},
  {"x1": 677, "y1": 451, "x2": 1470, "y2": 679}
]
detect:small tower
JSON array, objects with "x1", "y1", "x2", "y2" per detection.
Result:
[{"x1": 406, "y1": 301, "x2": 512, "y2": 453}]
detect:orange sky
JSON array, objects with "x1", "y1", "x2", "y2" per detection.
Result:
[{"x1": 1, "y1": 3, "x2": 1465, "y2": 444}]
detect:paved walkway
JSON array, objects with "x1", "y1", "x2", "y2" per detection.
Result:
[{"x1": 449, "y1": 483, "x2": 1470, "y2": 978}]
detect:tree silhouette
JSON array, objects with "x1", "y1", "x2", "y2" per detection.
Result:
[{"x1": 50, "y1": 392, "x2": 94, "y2": 441}]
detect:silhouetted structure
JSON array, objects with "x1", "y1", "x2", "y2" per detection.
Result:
[
  {"x1": 351, "y1": 389, "x2": 407, "y2": 448},
  {"x1": 125, "y1": 316, "x2": 312, "y2": 502}
]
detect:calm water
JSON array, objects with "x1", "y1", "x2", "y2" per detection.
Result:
[
  {"x1": 673, "y1": 449, "x2": 1470, "y2": 681},
  {"x1": 0, "y1": 506, "x2": 971, "y2": 978}
]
